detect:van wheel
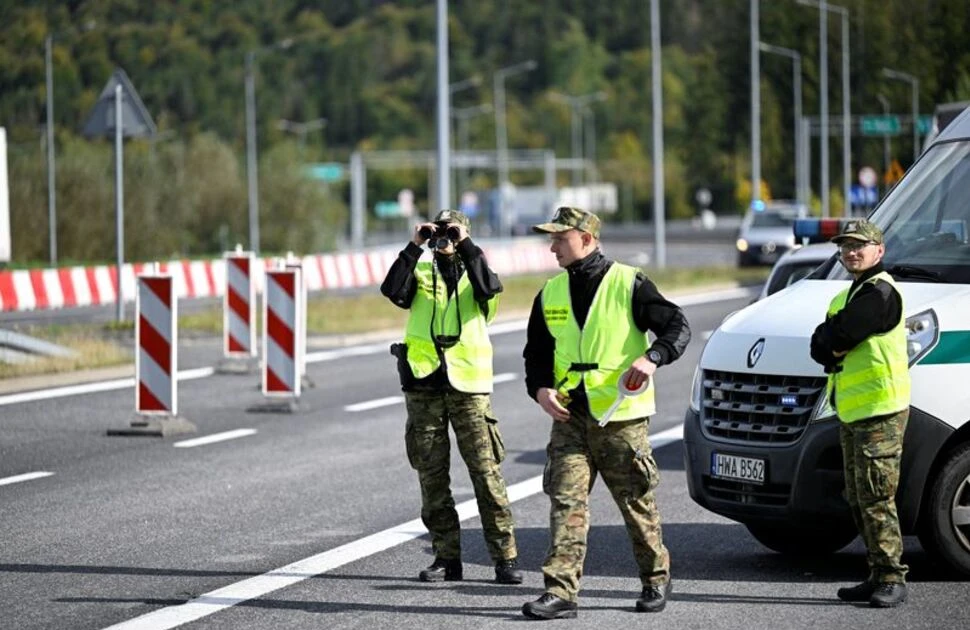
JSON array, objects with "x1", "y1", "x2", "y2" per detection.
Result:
[
  {"x1": 917, "y1": 443, "x2": 970, "y2": 575},
  {"x1": 745, "y1": 522, "x2": 857, "y2": 556}
]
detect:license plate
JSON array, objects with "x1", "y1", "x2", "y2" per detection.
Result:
[{"x1": 711, "y1": 453, "x2": 766, "y2": 484}]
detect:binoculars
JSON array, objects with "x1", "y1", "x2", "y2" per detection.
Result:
[{"x1": 419, "y1": 224, "x2": 461, "y2": 249}]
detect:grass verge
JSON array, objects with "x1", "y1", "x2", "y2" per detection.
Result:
[{"x1": 1, "y1": 265, "x2": 767, "y2": 379}]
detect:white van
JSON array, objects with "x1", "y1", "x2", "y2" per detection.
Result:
[{"x1": 684, "y1": 106, "x2": 970, "y2": 574}]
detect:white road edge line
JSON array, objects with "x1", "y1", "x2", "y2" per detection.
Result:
[
  {"x1": 344, "y1": 396, "x2": 403, "y2": 412},
  {"x1": 343, "y1": 372, "x2": 519, "y2": 412},
  {"x1": 1, "y1": 286, "x2": 756, "y2": 409},
  {"x1": 100, "y1": 424, "x2": 684, "y2": 630},
  {"x1": 0, "y1": 471, "x2": 55, "y2": 487},
  {"x1": 173, "y1": 429, "x2": 257, "y2": 449}
]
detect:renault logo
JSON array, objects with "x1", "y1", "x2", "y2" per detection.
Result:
[{"x1": 747, "y1": 338, "x2": 766, "y2": 368}]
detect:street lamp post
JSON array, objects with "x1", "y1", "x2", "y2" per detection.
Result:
[
  {"x1": 494, "y1": 60, "x2": 537, "y2": 235},
  {"x1": 876, "y1": 93, "x2": 891, "y2": 184},
  {"x1": 798, "y1": 0, "x2": 850, "y2": 217},
  {"x1": 435, "y1": 0, "x2": 450, "y2": 213},
  {"x1": 750, "y1": 0, "x2": 761, "y2": 209},
  {"x1": 277, "y1": 118, "x2": 327, "y2": 156},
  {"x1": 44, "y1": 20, "x2": 96, "y2": 267},
  {"x1": 245, "y1": 37, "x2": 296, "y2": 255},
  {"x1": 651, "y1": 0, "x2": 666, "y2": 268},
  {"x1": 549, "y1": 91, "x2": 608, "y2": 185},
  {"x1": 451, "y1": 103, "x2": 492, "y2": 199},
  {"x1": 882, "y1": 67, "x2": 920, "y2": 162},
  {"x1": 759, "y1": 42, "x2": 803, "y2": 205}
]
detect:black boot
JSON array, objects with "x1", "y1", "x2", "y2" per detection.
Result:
[
  {"x1": 495, "y1": 558, "x2": 524, "y2": 584},
  {"x1": 418, "y1": 558, "x2": 462, "y2": 582},
  {"x1": 869, "y1": 583, "x2": 907, "y2": 608},
  {"x1": 837, "y1": 580, "x2": 876, "y2": 602},
  {"x1": 522, "y1": 593, "x2": 578, "y2": 620},
  {"x1": 635, "y1": 580, "x2": 672, "y2": 612}
]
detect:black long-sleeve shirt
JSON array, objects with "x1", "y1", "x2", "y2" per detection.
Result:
[
  {"x1": 810, "y1": 262, "x2": 903, "y2": 368},
  {"x1": 380, "y1": 237, "x2": 502, "y2": 389},
  {"x1": 522, "y1": 249, "x2": 692, "y2": 401}
]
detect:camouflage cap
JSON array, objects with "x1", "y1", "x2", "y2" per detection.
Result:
[
  {"x1": 832, "y1": 218, "x2": 884, "y2": 244},
  {"x1": 432, "y1": 208, "x2": 470, "y2": 228},
  {"x1": 532, "y1": 206, "x2": 601, "y2": 238}
]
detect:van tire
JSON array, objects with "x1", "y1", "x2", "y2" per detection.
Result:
[
  {"x1": 745, "y1": 522, "x2": 857, "y2": 556},
  {"x1": 917, "y1": 443, "x2": 970, "y2": 575}
]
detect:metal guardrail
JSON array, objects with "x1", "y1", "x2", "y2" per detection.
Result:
[{"x1": 0, "y1": 328, "x2": 77, "y2": 364}]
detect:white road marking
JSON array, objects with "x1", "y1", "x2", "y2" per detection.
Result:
[
  {"x1": 0, "y1": 471, "x2": 54, "y2": 487},
  {"x1": 0, "y1": 286, "x2": 752, "y2": 409},
  {"x1": 99, "y1": 424, "x2": 684, "y2": 630},
  {"x1": 344, "y1": 396, "x2": 404, "y2": 412},
  {"x1": 343, "y1": 372, "x2": 519, "y2": 412},
  {"x1": 492, "y1": 371, "x2": 518, "y2": 384},
  {"x1": 173, "y1": 429, "x2": 257, "y2": 448},
  {"x1": 0, "y1": 367, "x2": 214, "y2": 407}
]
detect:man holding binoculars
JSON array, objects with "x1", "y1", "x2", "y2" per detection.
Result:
[{"x1": 380, "y1": 209, "x2": 522, "y2": 585}]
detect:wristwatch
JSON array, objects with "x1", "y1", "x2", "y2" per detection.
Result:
[{"x1": 647, "y1": 349, "x2": 663, "y2": 366}]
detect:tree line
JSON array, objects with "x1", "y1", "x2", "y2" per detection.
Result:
[{"x1": 1, "y1": 0, "x2": 968, "y2": 264}]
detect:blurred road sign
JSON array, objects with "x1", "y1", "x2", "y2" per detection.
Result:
[
  {"x1": 860, "y1": 115, "x2": 900, "y2": 136},
  {"x1": 81, "y1": 68, "x2": 157, "y2": 138},
  {"x1": 858, "y1": 166, "x2": 878, "y2": 188},
  {"x1": 397, "y1": 189, "x2": 414, "y2": 217},
  {"x1": 459, "y1": 191, "x2": 479, "y2": 217},
  {"x1": 850, "y1": 185, "x2": 879, "y2": 207},
  {"x1": 916, "y1": 115, "x2": 934, "y2": 135},
  {"x1": 885, "y1": 159, "x2": 906, "y2": 186},
  {"x1": 306, "y1": 163, "x2": 344, "y2": 182},
  {"x1": 374, "y1": 201, "x2": 402, "y2": 218}
]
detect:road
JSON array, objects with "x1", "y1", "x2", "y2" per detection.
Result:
[{"x1": 2, "y1": 288, "x2": 964, "y2": 630}]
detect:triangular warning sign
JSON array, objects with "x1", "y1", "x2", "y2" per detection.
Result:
[
  {"x1": 884, "y1": 159, "x2": 906, "y2": 186},
  {"x1": 81, "y1": 68, "x2": 157, "y2": 139}
]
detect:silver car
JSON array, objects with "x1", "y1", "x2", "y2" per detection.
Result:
[
  {"x1": 757, "y1": 242, "x2": 838, "y2": 300},
  {"x1": 736, "y1": 202, "x2": 807, "y2": 267}
]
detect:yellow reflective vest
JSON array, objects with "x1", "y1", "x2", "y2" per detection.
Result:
[
  {"x1": 404, "y1": 261, "x2": 496, "y2": 393},
  {"x1": 542, "y1": 263, "x2": 656, "y2": 421},
  {"x1": 826, "y1": 271, "x2": 910, "y2": 423}
]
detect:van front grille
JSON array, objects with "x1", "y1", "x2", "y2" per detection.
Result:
[
  {"x1": 700, "y1": 369, "x2": 826, "y2": 445},
  {"x1": 703, "y1": 476, "x2": 791, "y2": 506}
]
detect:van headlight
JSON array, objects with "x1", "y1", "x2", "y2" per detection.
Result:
[
  {"x1": 736, "y1": 238, "x2": 749, "y2": 252},
  {"x1": 906, "y1": 309, "x2": 938, "y2": 365},
  {"x1": 689, "y1": 365, "x2": 702, "y2": 413},
  {"x1": 811, "y1": 308, "x2": 939, "y2": 423}
]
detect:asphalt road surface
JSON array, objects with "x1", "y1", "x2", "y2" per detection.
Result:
[{"x1": 2, "y1": 287, "x2": 966, "y2": 630}]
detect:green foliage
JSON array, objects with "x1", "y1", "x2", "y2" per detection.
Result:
[{"x1": 1, "y1": 1, "x2": 967, "y2": 264}]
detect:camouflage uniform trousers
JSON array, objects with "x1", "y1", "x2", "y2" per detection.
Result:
[
  {"x1": 839, "y1": 409, "x2": 909, "y2": 584},
  {"x1": 404, "y1": 389, "x2": 518, "y2": 562},
  {"x1": 541, "y1": 403, "x2": 668, "y2": 603}
]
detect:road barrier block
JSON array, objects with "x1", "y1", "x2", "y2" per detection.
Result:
[
  {"x1": 217, "y1": 246, "x2": 258, "y2": 374},
  {"x1": 107, "y1": 268, "x2": 196, "y2": 436},
  {"x1": 248, "y1": 264, "x2": 303, "y2": 413}
]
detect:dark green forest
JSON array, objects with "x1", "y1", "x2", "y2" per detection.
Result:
[{"x1": 2, "y1": 0, "x2": 969, "y2": 264}]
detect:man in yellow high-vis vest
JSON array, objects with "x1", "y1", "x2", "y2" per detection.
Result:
[
  {"x1": 381, "y1": 209, "x2": 521, "y2": 586},
  {"x1": 521, "y1": 206, "x2": 691, "y2": 620},
  {"x1": 810, "y1": 219, "x2": 911, "y2": 608}
]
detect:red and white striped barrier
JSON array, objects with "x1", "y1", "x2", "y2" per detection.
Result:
[
  {"x1": 135, "y1": 271, "x2": 177, "y2": 415},
  {"x1": 285, "y1": 254, "x2": 308, "y2": 380},
  {"x1": 261, "y1": 265, "x2": 303, "y2": 399},
  {"x1": 223, "y1": 248, "x2": 256, "y2": 358},
  {"x1": 0, "y1": 242, "x2": 559, "y2": 313}
]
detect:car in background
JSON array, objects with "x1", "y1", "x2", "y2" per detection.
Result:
[
  {"x1": 736, "y1": 201, "x2": 807, "y2": 267},
  {"x1": 756, "y1": 242, "x2": 837, "y2": 300}
]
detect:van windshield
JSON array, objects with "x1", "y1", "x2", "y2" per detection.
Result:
[{"x1": 828, "y1": 141, "x2": 970, "y2": 284}]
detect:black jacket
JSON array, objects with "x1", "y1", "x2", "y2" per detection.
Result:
[
  {"x1": 380, "y1": 238, "x2": 502, "y2": 390},
  {"x1": 522, "y1": 250, "x2": 692, "y2": 400},
  {"x1": 810, "y1": 263, "x2": 903, "y2": 371}
]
